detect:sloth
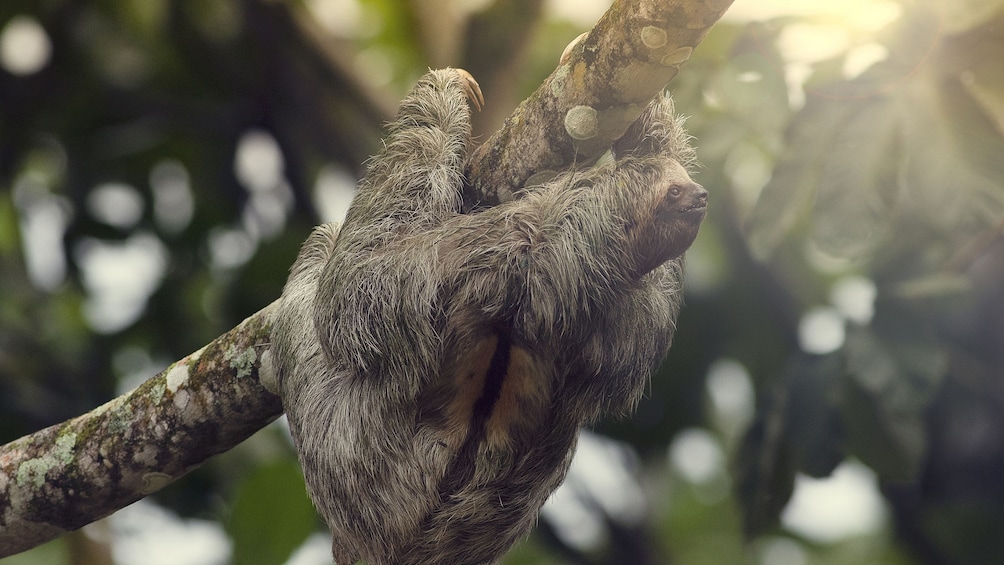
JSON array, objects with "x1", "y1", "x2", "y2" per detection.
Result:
[{"x1": 271, "y1": 68, "x2": 707, "y2": 564}]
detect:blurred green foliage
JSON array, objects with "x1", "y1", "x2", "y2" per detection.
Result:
[
  {"x1": 226, "y1": 460, "x2": 316, "y2": 565},
  {"x1": 3, "y1": 0, "x2": 1004, "y2": 564}
]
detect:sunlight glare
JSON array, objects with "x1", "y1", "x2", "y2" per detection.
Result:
[
  {"x1": 843, "y1": 42, "x2": 890, "y2": 78},
  {"x1": 547, "y1": 0, "x2": 611, "y2": 27},
  {"x1": 729, "y1": 0, "x2": 904, "y2": 99},
  {"x1": 726, "y1": 0, "x2": 902, "y2": 30},
  {"x1": 778, "y1": 24, "x2": 851, "y2": 64}
]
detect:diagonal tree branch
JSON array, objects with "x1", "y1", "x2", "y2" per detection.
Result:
[
  {"x1": 1, "y1": 303, "x2": 282, "y2": 556},
  {"x1": 0, "y1": 0, "x2": 734, "y2": 557},
  {"x1": 464, "y1": 0, "x2": 734, "y2": 208}
]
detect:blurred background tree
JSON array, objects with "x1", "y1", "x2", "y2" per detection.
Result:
[{"x1": 2, "y1": 0, "x2": 1003, "y2": 564}]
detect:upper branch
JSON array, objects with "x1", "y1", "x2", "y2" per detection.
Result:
[{"x1": 464, "y1": 0, "x2": 734, "y2": 208}]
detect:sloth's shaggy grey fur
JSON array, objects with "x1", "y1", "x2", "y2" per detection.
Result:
[{"x1": 272, "y1": 68, "x2": 707, "y2": 565}]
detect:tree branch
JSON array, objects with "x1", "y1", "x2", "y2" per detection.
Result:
[
  {"x1": 0, "y1": 0, "x2": 733, "y2": 556},
  {"x1": 0, "y1": 304, "x2": 282, "y2": 557},
  {"x1": 464, "y1": 0, "x2": 734, "y2": 208}
]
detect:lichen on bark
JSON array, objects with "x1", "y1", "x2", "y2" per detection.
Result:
[{"x1": 0, "y1": 303, "x2": 283, "y2": 557}]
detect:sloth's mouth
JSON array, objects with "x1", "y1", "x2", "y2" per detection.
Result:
[{"x1": 679, "y1": 201, "x2": 707, "y2": 215}]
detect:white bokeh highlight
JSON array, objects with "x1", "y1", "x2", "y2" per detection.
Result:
[
  {"x1": 0, "y1": 15, "x2": 52, "y2": 75},
  {"x1": 706, "y1": 358, "x2": 756, "y2": 439},
  {"x1": 74, "y1": 233, "x2": 168, "y2": 333},
  {"x1": 111, "y1": 500, "x2": 230, "y2": 565},
  {"x1": 830, "y1": 275, "x2": 877, "y2": 325},
  {"x1": 781, "y1": 460, "x2": 889, "y2": 543},
  {"x1": 541, "y1": 431, "x2": 645, "y2": 552},
  {"x1": 798, "y1": 306, "x2": 846, "y2": 355},
  {"x1": 87, "y1": 183, "x2": 145, "y2": 230},
  {"x1": 313, "y1": 164, "x2": 358, "y2": 224},
  {"x1": 151, "y1": 159, "x2": 195, "y2": 235}
]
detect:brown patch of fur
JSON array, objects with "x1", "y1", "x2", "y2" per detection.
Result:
[
  {"x1": 485, "y1": 347, "x2": 552, "y2": 450},
  {"x1": 441, "y1": 335, "x2": 499, "y2": 449}
]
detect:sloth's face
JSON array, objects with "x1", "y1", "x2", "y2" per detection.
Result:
[{"x1": 631, "y1": 159, "x2": 707, "y2": 275}]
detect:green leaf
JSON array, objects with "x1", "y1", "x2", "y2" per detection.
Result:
[
  {"x1": 745, "y1": 98, "x2": 848, "y2": 260},
  {"x1": 899, "y1": 73, "x2": 1004, "y2": 239},
  {"x1": 784, "y1": 355, "x2": 846, "y2": 478},
  {"x1": 735, "y1": 400, "x2": 796, "y2": 537},
  {"x1": 961, "y1": 55, "x2": 1004, "y2": 138},
  {"x1": 810, "y1": 95, "x2": 902, "y2": 259},
  {"x1": 736, "y1": 355, "x2": 848, "y2": 537},
  {"x1": 0, "y1": 193, "x2": 19, "y2": 257},
  {"x1": 840, "y1": 328, "x2": 946, "y2": 481},
  {"x1": 226, "y1": 459, "x2": 319, "y2": 565},
  {"x1": 921, "y1": 501, "x2": 1004, "y2": 564}
]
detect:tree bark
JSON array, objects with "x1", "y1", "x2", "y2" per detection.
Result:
[
  {"x1": 0, "y1": 0, "x2": 734, "y2": 556},
  {"x1": 464, "y1": 0, "x2": 734, "y2": 208},
  {"x1": 0, "y1": 304, "x2": 283, "y2": 556}
]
